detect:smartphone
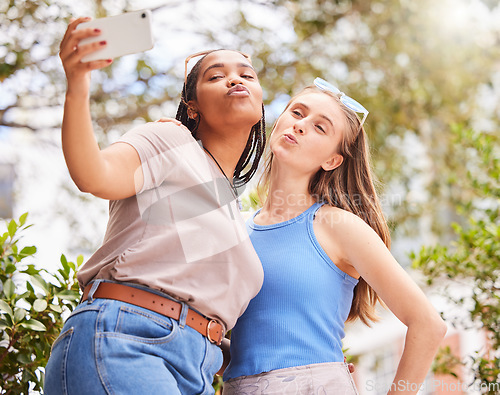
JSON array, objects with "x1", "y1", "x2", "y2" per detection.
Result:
[{"x1": 76, "y1": 10, "x2": 154, "y2": 62}]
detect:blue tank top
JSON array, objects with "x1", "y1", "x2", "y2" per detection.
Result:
[{"x1": 224, "y1": 202, "x2": 359, "y2": 380}]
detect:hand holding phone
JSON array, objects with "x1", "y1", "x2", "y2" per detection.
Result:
[{"x1": 76, "y1": 10, "x2": 154, "y2": 62}]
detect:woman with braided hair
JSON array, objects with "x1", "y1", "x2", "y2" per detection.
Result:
[{"x1": 45, "y1": 18, "x2": 265, "y2": 395}]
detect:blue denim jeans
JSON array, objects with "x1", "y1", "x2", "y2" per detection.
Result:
[{"x1": 44, "y1": 281, "x2": 223, "y2": 394}]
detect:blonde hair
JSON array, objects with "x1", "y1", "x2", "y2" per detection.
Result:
[{"x1": 260, "y1": 86, "x2": 391, "y2": 326}]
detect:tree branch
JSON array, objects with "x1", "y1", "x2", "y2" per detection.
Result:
[{"x1": 0, "y1": 122, "x2": 38, "y2": 132}]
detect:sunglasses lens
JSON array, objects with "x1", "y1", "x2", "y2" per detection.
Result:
[
  {"x1": 314, "y1": 77, "x2": 369, "y2": 126},
  {"x1": 314, "y1": 78, "x2": 341, "y2": 94},
  {"x1": 341, "y1": 96, "x2": 368, "y2": 115}
]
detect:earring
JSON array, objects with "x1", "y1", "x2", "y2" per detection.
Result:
[{"x1": 187, "y1": 108, "x2": 198, "y2": 120}]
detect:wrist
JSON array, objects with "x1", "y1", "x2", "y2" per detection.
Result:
[
  {"x1": 65, "y1": 87, "x2": 90, "y2": 102},
  {"x1": 65, "y1": 75, "x2": 91, "y2": 97}
]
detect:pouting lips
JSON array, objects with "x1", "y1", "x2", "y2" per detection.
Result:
[
  {"x1": 227, "y1": 84, "x2": 250, "y2": 95},
  {"x1": 284, "y1": 133, "x2": 298, "y2": 144}
]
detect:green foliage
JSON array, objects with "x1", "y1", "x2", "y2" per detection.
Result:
[
  {"x1": 241, "y1": 185, "x2": 264, "y2": 212},
  {"x1": 1, "y1": 0, "x2": 175, "y2": 134},
  {"x1": 213, "y1": 375, "x2": 223, "y2": 394},
  {"x1": 411, "y1": 125, "x2": 499, "y2": 392},
  {"x1": 0, "y1": 214, "x2": 83, "y2": 394},
  {"x1": 432, "y1": 346, "x2": 464, "y2": 378}
]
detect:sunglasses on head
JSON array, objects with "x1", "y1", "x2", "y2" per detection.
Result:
[{"x1": 314, "y1": 77, "x2": 369, "y2": 127}]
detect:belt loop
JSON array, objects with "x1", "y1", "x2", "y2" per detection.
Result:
[
  {"x1": 178, "y1": 302, "x2": 188, "y2": 329},
  {"x1": 87, "y1": 280, "x2": 101, "y2": 303}
]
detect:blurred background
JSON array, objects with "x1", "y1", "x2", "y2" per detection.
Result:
[{"x1": 1, "y1": 0, "x2": 499, "y2": 393}]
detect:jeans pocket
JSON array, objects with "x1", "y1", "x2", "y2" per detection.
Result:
[
  {"x1": 50, "y1": 326, "x2": 74, "y2": 353},
  {"x1": 111, "y1": 305, "x2": 177, "y2": 343}
]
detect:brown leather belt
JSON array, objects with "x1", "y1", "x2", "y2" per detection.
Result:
[{"x1": 82, "y1": 282, "x2": 223, "y2": 346}]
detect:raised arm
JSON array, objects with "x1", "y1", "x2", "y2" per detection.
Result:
[
  {"x1": 326, "y1": 211, "x2": 447, "y2": 394},
  {"x1": 59, "y1": 18, "x2": 142, "y2": 200}
]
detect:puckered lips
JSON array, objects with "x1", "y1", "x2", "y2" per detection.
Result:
[
  {"x1": 283, "y1": 133, "x2": 298, "y2": 144},
  {"x1": 227, "y1": 84, "x2": 250, "y2": 97}
]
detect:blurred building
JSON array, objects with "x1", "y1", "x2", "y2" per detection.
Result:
[{"x1": 0, "y1": 141, "x2": 15, "y2": 219}]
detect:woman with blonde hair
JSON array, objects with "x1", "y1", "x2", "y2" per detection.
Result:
[{"x1": 222, "y1": 79, "x2": 447, "y2": 394}]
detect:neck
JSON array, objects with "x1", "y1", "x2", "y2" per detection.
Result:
[
  {"x1": 197, "y1": 125, "x2": 251, "y2": 180},
  {"x1": 261, "y1": 163, "x2": 316, "y2": 222}
]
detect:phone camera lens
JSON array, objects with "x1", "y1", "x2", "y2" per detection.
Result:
[{"x1": 141, "y1": 13, "x2": 146, "y2": 18}]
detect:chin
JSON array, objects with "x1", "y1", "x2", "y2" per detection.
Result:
[
  {"x1": 227, "y1": 103, "x2": 262, "y2": 123},
  {"x1": 230, "y1": 114, "x2": 262, "y2": 129}
]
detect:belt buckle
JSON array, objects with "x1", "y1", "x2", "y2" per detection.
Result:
[{"x1": 206, "y1": 319, "x2": 222, "y2": 346}]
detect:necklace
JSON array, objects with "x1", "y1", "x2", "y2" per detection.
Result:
[{"x1": 202, "y1": 146, "x2": 239, "y2": 199}]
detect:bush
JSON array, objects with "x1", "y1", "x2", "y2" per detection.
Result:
[
  {"x1": 0, "y1": 213, "x2": 82, "y2": 394},
  {"x1": 411, "y1": 125, "x2": 499, "y2": 393}
]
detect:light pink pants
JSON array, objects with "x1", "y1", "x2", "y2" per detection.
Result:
[{"x1": 223, "y1": 362, "x2": 359, "y2": 395}]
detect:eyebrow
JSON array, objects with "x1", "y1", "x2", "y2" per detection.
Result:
[
  {"x1": 202, "y1": 62, "x2": 255, "y2": 77},
  {"x1": 295, "y1": 102, "x2": 335, "y2": 129}
]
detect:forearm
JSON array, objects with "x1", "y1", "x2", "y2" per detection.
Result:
[
  {"x1": 62, "y1": 91, "x2": 107, "y2": 193},
  {"x1": 59, "y1": 19, "x2": 115, "y2": 195},
  {"x1": 388, "y1": 322, "x2": 446, "y2": 394}
]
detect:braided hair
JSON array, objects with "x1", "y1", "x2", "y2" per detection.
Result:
[{"x1": 175, "y1": 50, "x2": 266, "y2": 188}]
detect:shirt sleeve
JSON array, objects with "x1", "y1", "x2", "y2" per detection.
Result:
[{"x1": 117, "y1": 122, "x2": 195, "y2": 194}]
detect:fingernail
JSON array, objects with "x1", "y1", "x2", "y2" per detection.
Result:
[
  {"x1": 83, "y1": 17, "x2": 91, "y2": 21},
  {"x1": 107, "y1": 59, "x2": 113, "y2": 63},
  {"x1": 94, "y1": 28, "x2": 101, "y2": 33},
  {"x1": 99, "y1": 41, "x2": 106, "y2": 45}
]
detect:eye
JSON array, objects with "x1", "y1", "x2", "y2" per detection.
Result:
[
  {"x1": 315, "y1": 124, "x2": 326, "y2": 133},
  {"x1": 292, "y1": 109, "x2": 303, "y2": 117},
  {"x1": 209, "y1": 75, "x2": 223, "y2": 81},
  {"x1": 241, "y1": 74, "x2": 254, "y2": 79}
]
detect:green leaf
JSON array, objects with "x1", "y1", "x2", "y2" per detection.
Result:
[
  {"x1": 4, "y1": 278, "x2": 15, "y2": 298},
  {"x1": 3, "y1": 312, "x2": 13, "y2": 326},
  {"x1": 23, "y1": 264, "x2": 40, "y2": 276},
  {"x1": 33, "y1": 299, "x2": 48, "y2": 312},
  {"x1": 68, "y1": 259, "x2": 76, "y2": 272},
  {"x1": 20, "y1": 318, "x2": 46, "y2": 331},
  {"x1": 76, "y1": 254, "x2": 84, "y2": 267},
  {"x1": 7, "y1": 219, "x2": 17, "y2": 237},
  {"x1": 58, "y1": 267, "x2": 69, "y2": 281},
  {"x1": 60, "y1": 254, "x2": 68, "y2": 266},
  {"x1": 0, "y1": 300, "x2": 13, "y2": 317},
  {"x1": 5, "y1": 263, "x2": 16, "y2": 274},
  {"x1": 49, "y1": 303, "x2": 62, "y2": 313},
  {"x1": 0, "y1": 317, "x2": 9, "y2": 330},
  {"x1": 19, "y1": 212, "x2": 28, "y2": 226},
  {"x1": 16, "y1": 353, "x2": 31, "y2": 364},
  {"x1": 14, "y1": 307, "x2": 27, "y2": 323},
  {"x1": 56, "y1": 289, "x2": 81, "y2": 301},
  {"x1": 19, "y1": 245, "x2": 37, "y2": 257},
  {"x1": 30, "y1": 274, "x2": 49, "y2": 294},
  {"x1": 26, "y1": 281, "x2": 35, "y2": 294},
  {"x1": 18, "y1": 290, "x2": 30, "y2": 300}
]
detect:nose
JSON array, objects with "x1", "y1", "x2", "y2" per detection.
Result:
[
  {"x1": 228, "y1": 74, "x2": 243, "y2": 86},
  {"x1": 293, "y1": 120, "x2": 305, "y2": 134}
]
